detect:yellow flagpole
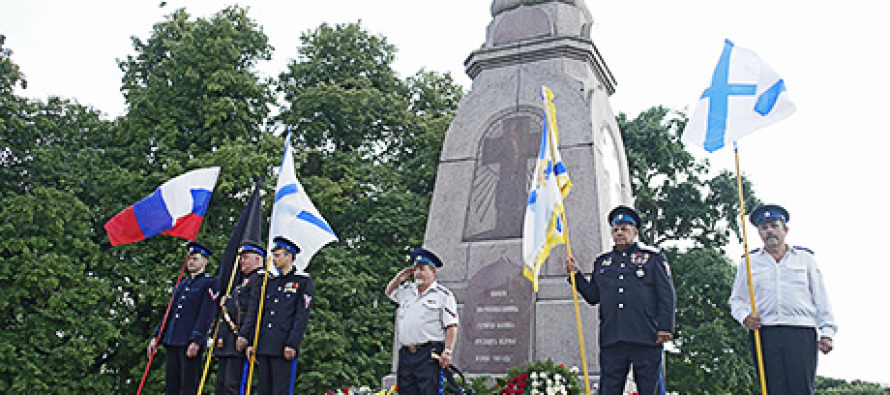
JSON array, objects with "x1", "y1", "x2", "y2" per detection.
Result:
[
  {"x1": 197, "y1": 250, "x2": 244, "y2": 393},
  {"x1": 244, "y1": 255, "x2": 273, "y2": 395},
  {"x1": 733, "y1": 144, "x2": 769, "y2": 395},
  {"x1": 560, "y1": 210, "x2": 593, "y2": 395}
]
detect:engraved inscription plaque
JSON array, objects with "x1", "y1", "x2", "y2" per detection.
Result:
[{"x1": 458, "y1": 257, "x2": 533, "y2": 373}]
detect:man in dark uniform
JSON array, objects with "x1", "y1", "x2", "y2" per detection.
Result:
[
  {"x1": 566, "y1": 205, "x2": 675, "y2": 395},
  {"x1": 241, "y1": 236, "x2": 313, "y2": 395},
  {"x1": 147, "y1": 241, "x2": 218, "y2": 395},
  {"x1": 385, "y1": 248, "x2": 459, "y2": 395},
  {"x1": 214, "y1": 240, "x2": 266, "y2": 395}
]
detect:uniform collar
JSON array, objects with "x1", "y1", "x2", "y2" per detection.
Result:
[
  {"x1": 417, "y1": 280, "x2": 440, "y2": 296},
  {"x1": 613, "y1": 242, "x2": 639, "y2": 253}
]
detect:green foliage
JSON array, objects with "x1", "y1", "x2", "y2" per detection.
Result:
[
  {"x1": 618, "y1": 106, "x2": 759, "y2": 251},
  {"x1": 662, "y1": 248, "x2": 755, "y2": 394},
  {"x1": 816, "y1": 376, "x2": 890, "y2": 394},
  {"x1": 275, "y1": 20, "x2": 461, "y2": 393}
]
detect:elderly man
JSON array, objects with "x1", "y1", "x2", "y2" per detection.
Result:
[
  {"x1": 147, "y1": 241, "x2": 217, "y2": 395},
  {"x1": 241, "y1": 236, "x2": 313, "y2": 395},
  {"x1": 214, "y1": 240, "x2": 265, "y2": 395},
  {"x1": 566, "y1": 205, "x2": 675, "y2": 395},
  {"x1": 729, "y1": 204, "x2": 837, "y2": 395},
  {"x1": 385, "y1": 248, "x2": 459, "y2": 395}
]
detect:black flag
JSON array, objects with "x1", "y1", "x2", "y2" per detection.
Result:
[{"x1": 216, "y1": 181, "x2": 263, "y2": 294}]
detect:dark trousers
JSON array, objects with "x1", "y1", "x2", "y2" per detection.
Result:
[
  {"x1": 397, "y1": 342, "x2": 444, "y2": 395},
  {"x1": 599, "y1": 342, "x2": 663, "y2": 395},
  {"x1": 254, "y1": 355, "x2": 298, "y2": 395},
  {"x1": 215, "y1": 356, "x2": 246, "y2": 395},
  {"x1": 750, "y1": 326, "x2": 818, "y2": 395},
  {"x1": 164, "y1": 345, "x2": 202, "y2": 395}
]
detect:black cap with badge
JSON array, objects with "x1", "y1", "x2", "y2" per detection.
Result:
[
  {"x1": 186, "y1": 241, "x2": 212, "y2": 258},
  {"x1": 608, "y1": 205, "x2": 642, "y2": 229},
  {"x1": 271, "y1": 236, "x2": 301, "y2": 255},
  {"x1": 239, "y1": 240, "x2": 266, "y2": 258},
  {"x1": 749, "y1": 204, "x2": 789, "y2": 226},
  {"x1": 410, "y1": 248, "x2": 443, "y2": 268}
]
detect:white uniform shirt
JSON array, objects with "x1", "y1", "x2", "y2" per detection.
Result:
[
  {"x1": 729, "y1": 246, "x2": 837, "y2": 338},
  {"x1": 389, "y1": 281, "x2": 459, "y2": 347}
]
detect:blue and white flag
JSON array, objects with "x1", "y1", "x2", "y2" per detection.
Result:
[
  {"x1": 522, "y1": 86, "x2": 572, "y2": 292},
  {"x1": 682, "y1": 39, "x2": 796, "y2": 152},
  {"x1": 268, "y1": 132, "x2": 338, "y2": 274}
]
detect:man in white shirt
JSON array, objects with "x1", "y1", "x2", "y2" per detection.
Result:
[
  {"x1": 385, "y1": 248, "x2": 459, "y2": 395},
  {"x1": 729, "y1": 204, "x2": 837, "y2": 395}
]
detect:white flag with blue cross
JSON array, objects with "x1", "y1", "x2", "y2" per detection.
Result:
[
  {"x1": 682, "y1": 39, "x2": 796, "y2": 152},
  {"x1": 268, "y1": 132, "x2": 338, "y2": 274}
]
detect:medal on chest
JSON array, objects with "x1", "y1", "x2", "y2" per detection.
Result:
[{"x1": 284, "y1": 282, "x2": 299, "y2": 293}]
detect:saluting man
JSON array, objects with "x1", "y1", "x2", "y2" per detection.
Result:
[
  {"x1": 241, "y1": 236, "x2": 313, "y2": 395},
  {"x1": 147, "y1": 241, "x2": 218, "y2": 395},
  {"x1": 214, "y1": 240, "x2": 266, "y2": 395},
  {"x1": 385, "y1": 248, "x2": 459, "y2": 395},
  {"x1": 566, "y1": 205, "x2": 676, "y2": 395},
  {"x1": 729, "y1": 204, "x2": 837, "y2": 395}
]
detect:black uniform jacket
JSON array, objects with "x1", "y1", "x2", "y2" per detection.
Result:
[
  {"x1": 215, "y1": 268, "x2": 264, "y2": 357},
  {"x1": 572, "y1": 243, "x2": 676, "y2": 347},
  {"x1": 239, "y1": 267, "x2": 313, "y2": 357},
  {"x1": 154, "y1": 272, "x2": 217, "y2": 347}
]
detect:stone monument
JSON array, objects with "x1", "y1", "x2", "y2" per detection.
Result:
[{"x1": 385, "y1": 0, "x2": 632, "y2": 387}]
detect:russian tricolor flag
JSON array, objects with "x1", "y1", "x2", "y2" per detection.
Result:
[{"x1": 105, "y1": 167, "x2": 221, "y2": 246}]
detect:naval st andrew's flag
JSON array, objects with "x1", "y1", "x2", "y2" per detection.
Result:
[
  {"x1": 682, "y1": 39, "x2": 796, "y2": 152},
  {"x1": 268, "y1": 133, "x2": 338, "y2": 274},
  {"x1": 522, "y1": 86, "x2": 572, "y2": 292},
  {"x1": 104, "y1": 167, "x2": 220, "y2": 246}
]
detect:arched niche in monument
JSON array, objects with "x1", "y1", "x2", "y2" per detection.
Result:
[{"x1": 463, "y1": 107, "x2": 542, "y2": 242}]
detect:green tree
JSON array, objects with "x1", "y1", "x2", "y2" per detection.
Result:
[
  {"x1": 276, "y1": 21, "x2": 462, "y2": 391},
  {"x1": 0, "y1": 36, "x2": 125, "y2": 392},
  {"x1": 619, "y1": 106, "x2": 760, "y2": 394},
  {"x1": 106, "y1": 6, "x2": 278, "y2": 393}
]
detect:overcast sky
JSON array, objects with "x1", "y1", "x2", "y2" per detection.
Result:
[{"x1": 3, "y1": 0, "x2": 888, "y2": 385}]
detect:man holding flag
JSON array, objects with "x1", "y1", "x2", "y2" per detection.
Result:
[
  {"x1": 238, "y1": 132, "x2": 337, "y2": 394},
  {"x1": 566, "y1": 206, "x2": 675, "y2": 395},
  {"x1": 241, "y1": 236, "x2": 313, "y2": 395},
  {"x1": 681, "y1": 39, "x2": 809, "y2": 394},
  {"x1": 146, "y1": 242, "x2": 218, "y2": 395},
  {"x1": 215, "y1": 240, "x2": 266, "y2": 395},
  {"x1": 729, "y1": 204, "x2": 837, "y2": 395}
]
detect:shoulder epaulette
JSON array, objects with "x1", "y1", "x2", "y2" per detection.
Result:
[
  {"x1": 742, "y1": 248, "x2": 762, "y2": 258},
  {"x1": 793, "y1": 245, "x2": 815, "y2": 255},
  {"x1": 436, "y1": 285, "x2": 451, "y2": 296}
]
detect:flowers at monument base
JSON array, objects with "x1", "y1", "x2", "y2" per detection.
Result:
[
  {"x1": 325, "y1": 384, "x2": 396, "y2": 395},
  {"x1": 495, "y1": 359, "x2": 582, "y2": 394}
]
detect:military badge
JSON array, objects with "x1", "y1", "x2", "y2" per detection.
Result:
[
  {"x1": 636, "y1": 268, "x2": 645, "y2": 278},
  {"x1": 284, "y1": 282, "x2": 299, "y2": 293},
  {"x1": 304, "y1": 294, "x2": 312, "y2": 308},
  {"x1": 602, "y1": 258, "x2": 612, "y2": 267}
]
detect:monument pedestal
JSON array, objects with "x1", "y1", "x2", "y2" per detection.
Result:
[{"x1": 385, "y1": 0, "x2": 631, "y2": 388}]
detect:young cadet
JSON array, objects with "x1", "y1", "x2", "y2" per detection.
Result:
[
  {"x1": 147, "y1": 241, "x2": 218, "y2": 395},
  {"x1": 241, "y1": 236, "x2": 313, "y2": 395}
]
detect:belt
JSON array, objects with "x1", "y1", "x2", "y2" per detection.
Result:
[{"x1": 402, "y1": 342, "x2": 443, "y2": 353}]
